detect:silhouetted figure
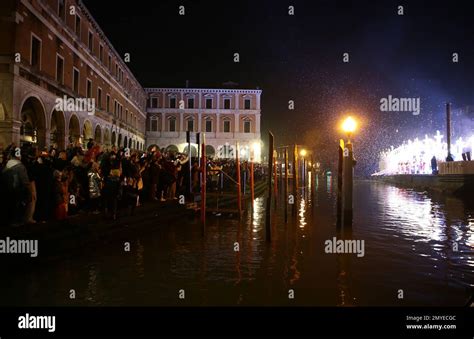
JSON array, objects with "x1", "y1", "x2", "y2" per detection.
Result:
[
  {"x1": 462, "y1": 145, "x2": 472, "y2": 161},
  {"x1": 87, "y1": 138, "x2": 94, "y2": 150},
  {"x1": 431, "y1": 156, "x2": 438, "y2": 175}
]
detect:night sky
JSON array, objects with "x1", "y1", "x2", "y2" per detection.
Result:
[{"x1": 82, "y1": 0, "x2": 474, "y2": 174}]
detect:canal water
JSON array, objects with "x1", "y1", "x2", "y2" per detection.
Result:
[{"x1": 1, "y1": 178, "x2": 473, "y2": 306}]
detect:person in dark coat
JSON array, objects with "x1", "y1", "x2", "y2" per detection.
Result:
[
  {"x1": 33, "y1": 152, "x2": 55, "y2": 222},
  {"x1": 103, "y1": 157, "x2": 121, "y2": 220},
  {"x1": 431, "y1": 156, "x2": 438, "y2": 175},
  {"x1": 1, "y1": 147, "x2": 31, "y2": 226}
]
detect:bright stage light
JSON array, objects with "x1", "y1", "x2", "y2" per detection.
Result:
[{"x1": 376, "y1": 130, "x2": 474, "y2": 175}]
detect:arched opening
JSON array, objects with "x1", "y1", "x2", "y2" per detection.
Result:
[
  {"x1": 50, "y1": 109, "x2": 65, "y2": 150},
  {"x1": 217, "y1": 144, "x2": 235, "y2": 158},
  {"x1": 183, "y1": 145, "x2": 198, "y2": 157},
  {"x1": 68, "y1": 114, "x2": 81, "y2": 146},
  {"x1": 103, "y1": 128, "x2": 111, "y2": 147},
  {"x1": 128, "y1": 138, "x2": 132, "y2": 149},
  {"x1": 166, "y1": 144, "x2": 179, "y2": 154},
  {"x1": 94, "y1": 125, "x2": 102, "y2": 144},
  {"x1": 206, "y1": 145, "x2": 216, "y2": 158},
  {"x1": 20, "y1": 97, "x2": 46, "y2": 149},
  {"x1": 83, "y1": 120, "x2": 93, "y2": 148},
  {"x1": 123, "y1": 136, "x2": 128, "y2": 149},
  {"x1": 111, "y1": 131, "x2": 116, "y2": 146},
  {"x1": 117, "y1": 134, "x2": 122, "y2": 148}
]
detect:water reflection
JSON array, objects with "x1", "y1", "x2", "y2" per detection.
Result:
[
  {"x1": 0, "y1": 180, "x2": 473, "y2": 306},
  {"x1": 383, "y1": 187, "x2": 446, "y2": 242},
  {"x1": 299, "y1": 198, "x2": 307, "y2": 229},
  {"x1": 336, "y1": 228, "x2": 355, "y2": 306}
]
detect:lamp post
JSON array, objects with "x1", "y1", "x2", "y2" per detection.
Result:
[
  {"x1": 300, "y1": 149, "x2": 307, "y2": 187},
  {"x1": 341, "y1": 116, "x2": 357, "y2": 225}
]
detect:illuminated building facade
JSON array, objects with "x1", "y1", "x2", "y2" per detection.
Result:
[
  {"x1": 0, "y1": 0, "x2": 147, "y2": 151},
  {"x1": 145, "y1": 87, "x2": 262, "y2": 161}
]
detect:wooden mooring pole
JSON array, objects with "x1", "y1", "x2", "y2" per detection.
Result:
[
  {"x1": 201, "y1": 134, "x2": 207, "y2": 229},
  {"x1": 250, "y1": 160, "x2": 255, "y2": 203},
  {"x1": 265, "y1": 132, "x2": 274, "y2": 242},
  {"x1": 292, "y1": 144, "x2": 298, "y2": 216},
  {"x1": 336, "y1": 140, "x2": 344, "y2": 228},
  {"x1": 284, "y1": 147, "x2": 289, "y2": 223},
  {"x1": 236, "y1": 142, "x2": 242, "y2": 218}
]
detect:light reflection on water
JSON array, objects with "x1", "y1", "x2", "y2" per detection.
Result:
[{"x1": 1, "y1": 179, "x2": 473, "y2": 307}]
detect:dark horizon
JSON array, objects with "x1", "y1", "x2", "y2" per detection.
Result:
[{"x1": 82, "y1": 0, "x2": 474, "y2": 174}]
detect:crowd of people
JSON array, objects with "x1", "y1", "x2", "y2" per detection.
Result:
[{"x1": 0, "y1": 140, "x2": 264, "y2": 227}]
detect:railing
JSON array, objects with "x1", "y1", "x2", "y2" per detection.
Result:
[{"x1": 439, "y1": 161, "x2": 474, "y2": 175}]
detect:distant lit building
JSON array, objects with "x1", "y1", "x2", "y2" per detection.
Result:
[{"x1": 145, "y1": 87, "x2": 262, "y2": 161}]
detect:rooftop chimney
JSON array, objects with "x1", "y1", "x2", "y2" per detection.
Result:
[{"x1": 185, "y1": 80, "x2": 190, "y2": 88}]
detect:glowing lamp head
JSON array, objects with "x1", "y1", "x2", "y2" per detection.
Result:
[
  {"x1": 300, "y1": 149, "x2": 307, "y2": 157},
  {"x1": 342, "y1": 116, "x2": 357, "y2": 135}
]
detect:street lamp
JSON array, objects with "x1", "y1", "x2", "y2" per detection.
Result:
[
  {"x1": 340, "y1": 116, "x2": 357, "y2": 226},
  {"x1": 341, "y1": 116, "x2": 357, "y2": 142},
  {"x1": 300, "y1": 148, "x2": 307, "y2": 187}
]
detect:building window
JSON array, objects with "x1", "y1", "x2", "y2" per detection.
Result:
[
  {"x1": 205, "y1": 119, "x2": 212, "y2": 132},
  {"x1": 86, "y1": 79, "x2": 92, "y2": 98},
  {"x1": 97, "y1": 88, "x2": 102, "y2": 109},
  {"x1": 88, "y1": 31, "x2": 93, "y2": 52},
  {"x1": 151, "y1": 97, "x2": 158, "y2": 108},
  {"x1": 99, "y1": 44, "x2": 104, "y2": 62},
  {"x1": 169, "y1": 97, "x2": 176, "y2": 108},
  {"x1": 169, "y1": 118, "x2": 176, "y2": 132},
  {"x1": 58, "y1": 0, "x2": 65, "y2": 20},
  {"x1": 151, "y1": 118, "x2": 158, "y2": 132},
  {"x1": 56, "y1": 54, "x2": 64, "y2": 84},
  {"x1": 75, "y1": 15, "x2": 81, "y2": 39},
  {"x1": 73, "y1": 68, "x2": 79, "y2": 93},
  {"x1": 244, "y1": 120, "x2": 251, "y2": 133},
  {"x1": 244, "y1": 98, "x2": 251, "y2": 110},
  {"x1": 205, "y1": 98, "x2": 212, "y2": 109},
  {"x1": 108, "y1": 54, "x2": 112, "y2": 71},
  {"x1": 187, "y1": 98, "x2": 194, "y2": 109},
  {"x1": 31, "y1": 35, "x2": 41, "y2": 69},
  {"x1": 224, "y1": 98, "x2": 231, "y2": 109},
  {"x1": 106, "y1": 94, "x2": 110, "y2": 112},
  {"x1": 187, "y1": 119, "x2": 194, "y2": 132},
  {"x1": 223, "y1": 120, "x2": 231, "y2": 133}
]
